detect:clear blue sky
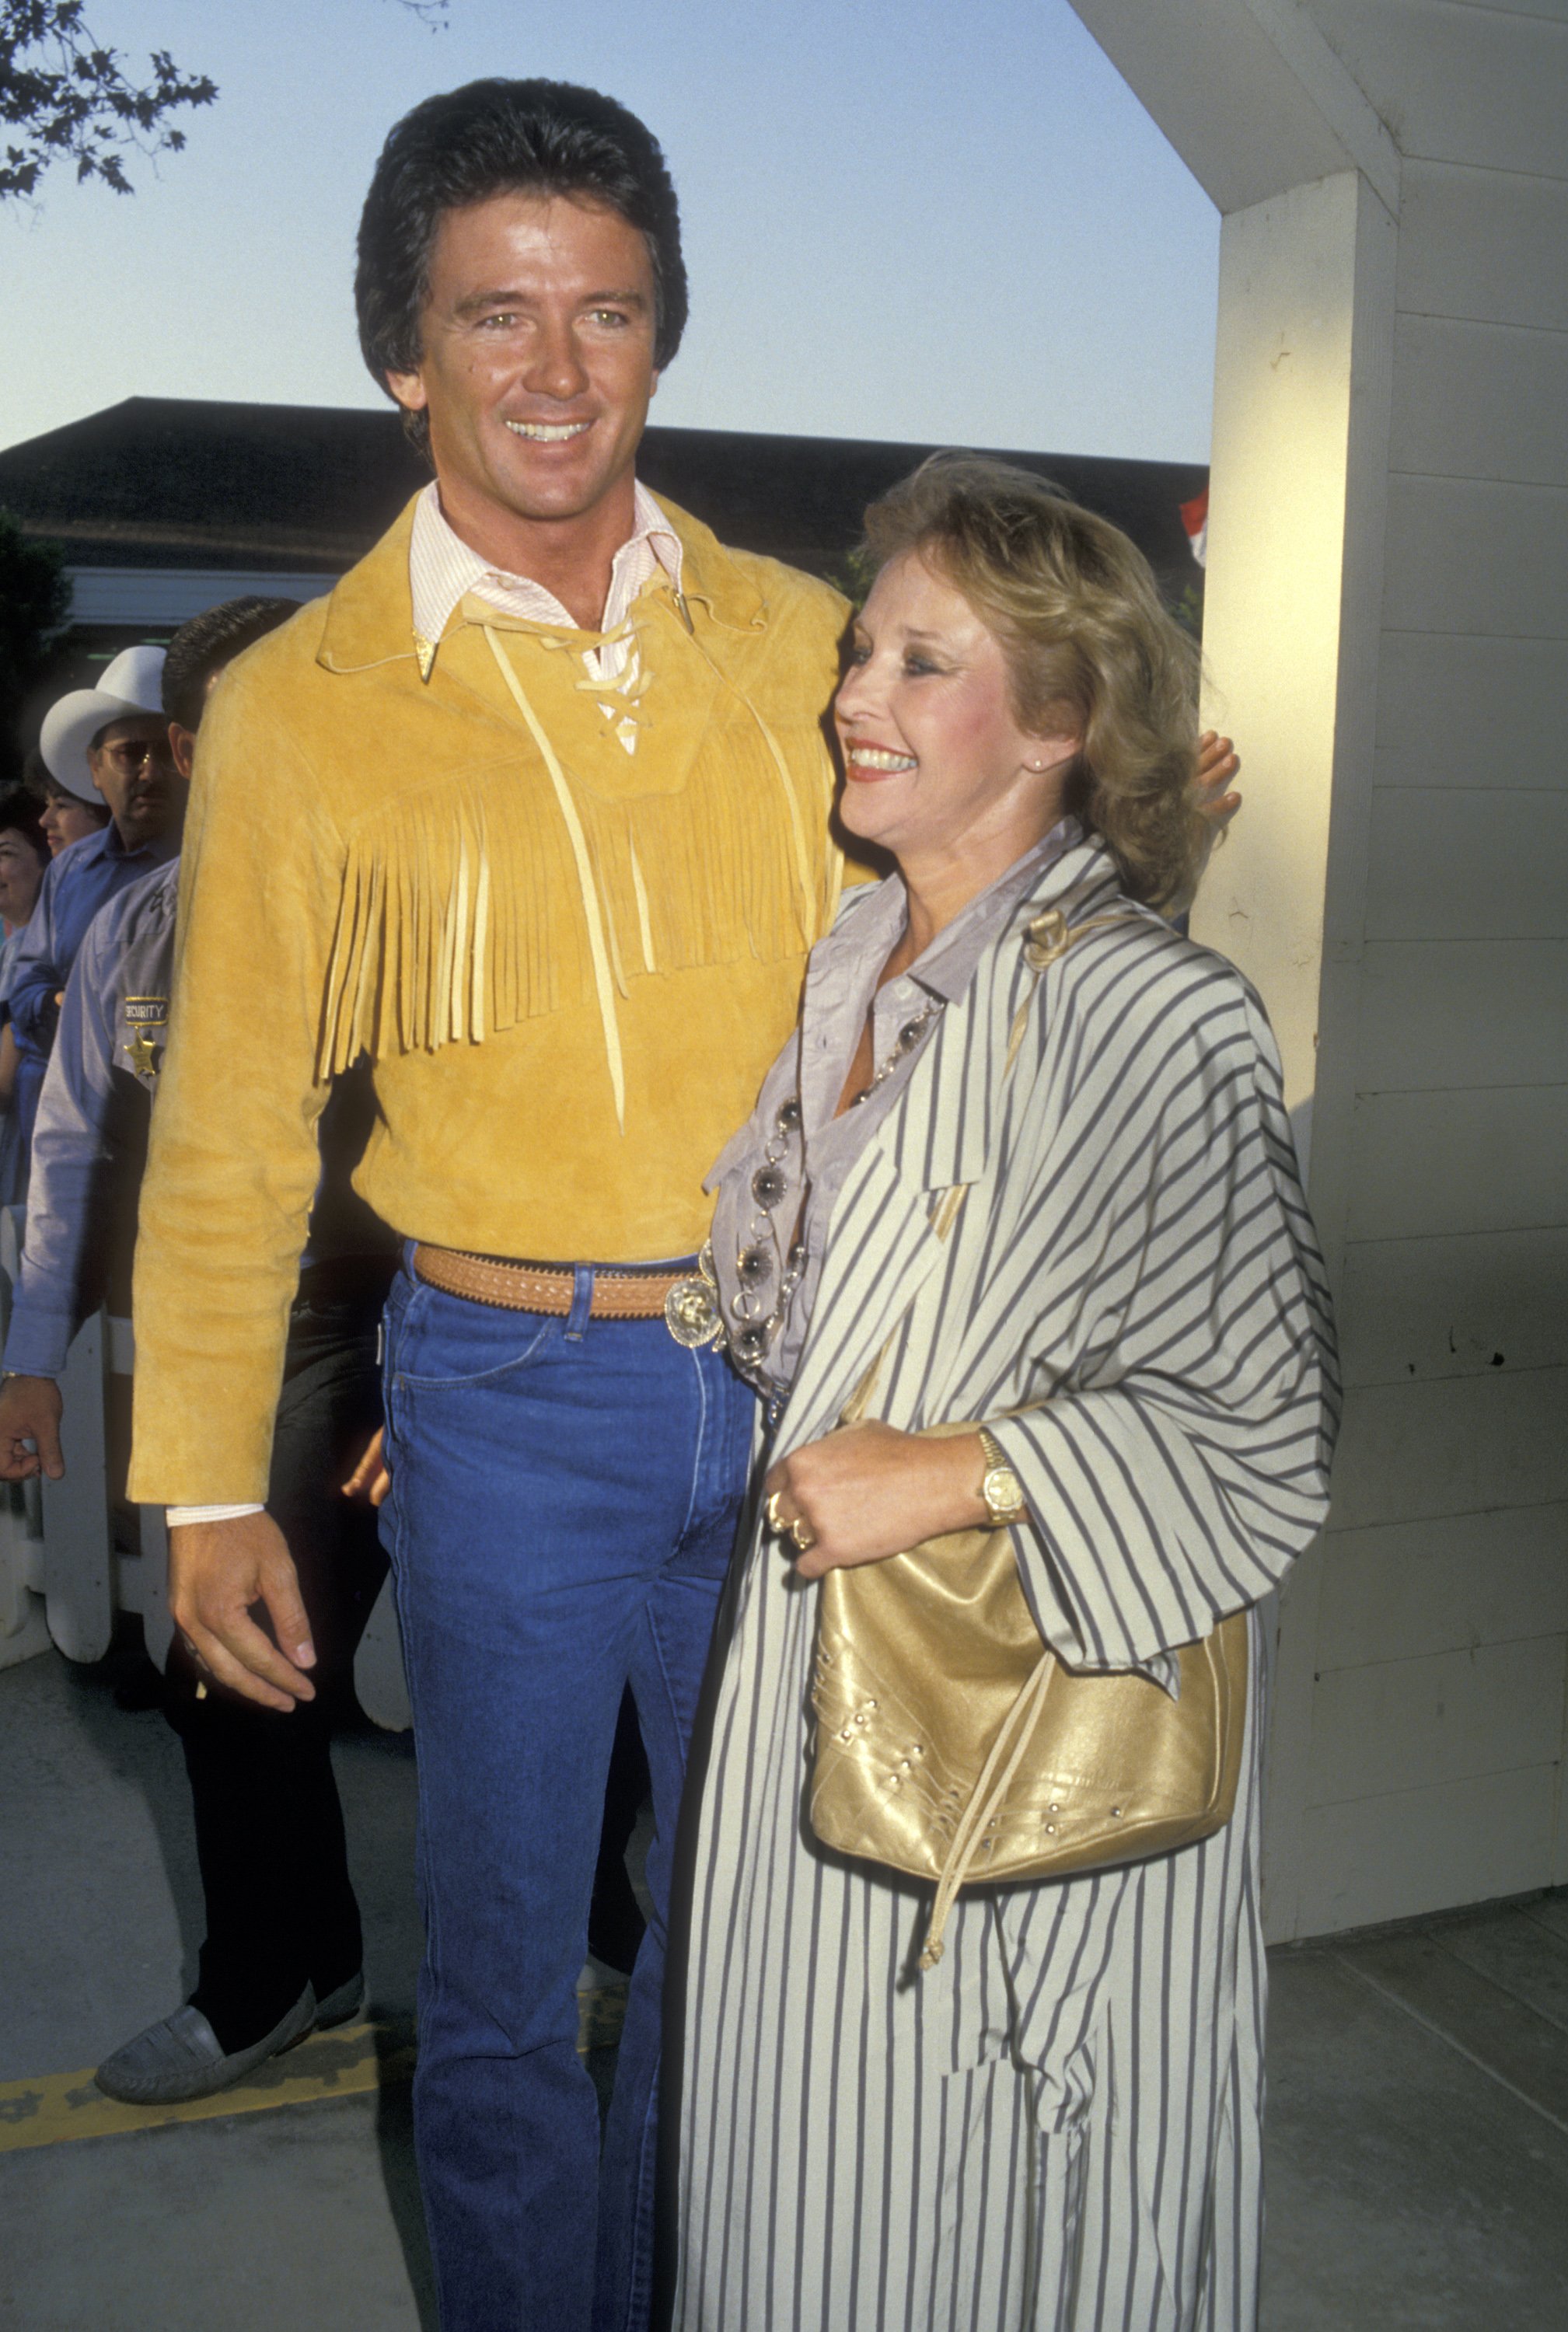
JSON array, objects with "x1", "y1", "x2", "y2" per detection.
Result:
[{"x1": 1, "y1": 0, "x2": 1219, "y2": 462}]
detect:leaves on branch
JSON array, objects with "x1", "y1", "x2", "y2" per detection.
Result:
[
  {"x1": 1, "y1": 2, "x2": 450, "y2": 204},
  {"x1": 1, "y1": 2, "x2": 215, "y2": 199}
]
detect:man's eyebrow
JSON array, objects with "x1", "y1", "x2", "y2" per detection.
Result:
[{"x1": 452, "y1": 285, "x2": 651, "y2": 318}]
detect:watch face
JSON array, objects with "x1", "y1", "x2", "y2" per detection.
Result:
[{"x1": 985, "y1": 1463, "x2": 1025, "y2": 1522}]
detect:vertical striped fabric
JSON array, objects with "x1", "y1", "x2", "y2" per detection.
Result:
[{"x1": 675, "y1": 839, "x2": 1339, "y2": 2331}]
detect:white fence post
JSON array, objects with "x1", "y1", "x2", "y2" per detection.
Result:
[
  {"x1": 38, "y1": 1309, "x2": 114, "y2": 1665},
  {"x1": 354, "y1": 1576, "x2": 411, "y2": 1732}
]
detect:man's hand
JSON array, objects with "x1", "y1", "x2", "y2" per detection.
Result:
[
  {"x1": 341, "y1": 1424, "x2": 390, "y2": 1507},
  {"x1": 0, "y1": 1376, "x2": 65, "y2": 1482},
  {"x1": 168, "y1": 1511, "x2": 317, "y2": 1713},
  {"x1": 1196, "y1": 730, "x2": 1241, "y2": 827},
  {"x1": 763, "y1": 1421, "x2": 990, "y2": 1583}
]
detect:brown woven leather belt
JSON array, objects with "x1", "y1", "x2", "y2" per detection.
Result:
[{"x1": 411, "y1": 1245, "x2": 692, "y2": 1320}]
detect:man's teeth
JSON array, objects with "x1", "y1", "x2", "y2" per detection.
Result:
[
  {"x1": 505, "y1": 420, "x2": 591, "y2": 442},
  {"x1": 850, "y1": 747, "x2": 917, "y2": 771}
]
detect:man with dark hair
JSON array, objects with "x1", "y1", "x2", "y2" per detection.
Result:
[
  {"x1": 127, "y1": 79, "x2": 843, "y2": 2331},
  {"x1": 356, "y1": 75, "x2": 687, "y2": 470},
  {"x1": 0, "y1": 595, "x2": 399, "y2": 2103},
  {"x1": 158, "y1": 593, "x2": 303, "y2": 735}
]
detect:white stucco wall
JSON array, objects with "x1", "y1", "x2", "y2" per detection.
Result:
[{"x1": 1070, "y1": 0, "x2": 1568, "y2": 1937}]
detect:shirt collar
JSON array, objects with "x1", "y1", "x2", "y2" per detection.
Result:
[
  {"x1": 407, "y1": 478, "x2": 684, "y2": 655},
  {"x1": 825, "y1": 816, "x2": 1084, "y2": 1008},
  {"x1": 101, "y1": 822, "x2": 180, "y2": 869},
  {"x1": 906, "y1": 816, "x2": 1083, "y2": 1004}
]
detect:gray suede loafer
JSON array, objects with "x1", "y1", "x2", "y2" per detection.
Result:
[{"x1": 94, "y1": 1984, "x2": 318, "y2": 2105}]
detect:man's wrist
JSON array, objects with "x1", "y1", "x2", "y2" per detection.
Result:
[{"x1": 167, "y1": 1503, "x2": 266, "y2": 1529}]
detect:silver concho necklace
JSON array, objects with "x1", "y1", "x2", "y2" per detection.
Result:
[{"x1": 665, "y1": 997, "x2": 943, "y2": 1384}]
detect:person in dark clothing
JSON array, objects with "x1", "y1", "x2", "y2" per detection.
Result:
[{"x1": 0, "y1": 596, "x2": 400, "y2": 2099}]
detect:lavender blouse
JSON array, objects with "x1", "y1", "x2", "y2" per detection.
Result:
[{"x1": 705, "y1": 819, "x2": 1080, "y2": 1399}]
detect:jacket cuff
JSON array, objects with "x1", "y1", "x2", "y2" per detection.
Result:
[
  {"x1": 2, "y1": 1308, "x2": 74, "y2": 1381},
  {"x1": 167, "y1": 1503, "x2": 266, "y2": 1528}
]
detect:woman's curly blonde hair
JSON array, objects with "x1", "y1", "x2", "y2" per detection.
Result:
[{"x1": 861, "y1": 454, "x2": 1210, "y2": 911}]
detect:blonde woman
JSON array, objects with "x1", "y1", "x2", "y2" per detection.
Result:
[{"x1": 676, "y1": 457, "x2": 1338, "y2": 2332}]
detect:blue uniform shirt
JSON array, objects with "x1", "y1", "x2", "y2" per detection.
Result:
[
  {"x1": 5, "y1": 821, "x2": 180, "y2": 1173},
  {"x1": 3, "y1": 861, "x2": 393, "y2": 1380}
]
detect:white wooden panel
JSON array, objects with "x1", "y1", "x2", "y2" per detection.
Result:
[
  {"x1": 1356, "y1": 939, "x2": 1568, "y2": 1090},
  {"x1": 1308, "y1": 0, "x2": 1568, "y2": 177},
  {"x1": 1374, "y1": 632, "x2": 1568, "y2": 790},
  {"x1": 129, "y1": 1506, "x2": 174, "y2": 1673},
  {"x1": 354, "y1": 1576, "x2": 412, "y2": 1733},
  {"x1": 1398, "y1": 159, "x2": 1568, "y2": 333},
  {"x1": 1294, "y1": 1764, "x2": 1559, "y2": 1934},
  {"x1": 39, "y1": 1314, "x2": 112, "y2": 1667},
  {"x1": 1390, "y1": 312, "x2": 1568, "y2": 489},
  {"x1": 1332, "y1": 1367, "x2": 1568, "y2": 1529},
  {"x1": 1318, "y1": 1503, "x2": 1568, "y2": 1668},
  {"x1": 1364, "y1": 788, "x2": 1568, "y2": 940},
  {"x1": 1308, "y1": 1635, "x2": 1566, "y2": 1804},
  {"x1": 1339, "y1": 1226, "x2": 1568, "y2": 1384},
  {"x1": 1382, "y1": 475, "x2": 1568, "y2": 639},
  {"x1": 1347, "y1": 1085, "x2": 1568, "y2": 1240}
]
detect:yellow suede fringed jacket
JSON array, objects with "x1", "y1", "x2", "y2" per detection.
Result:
[{"x1": 129, "y1": 495, "x2": 850, "y2": 1504}]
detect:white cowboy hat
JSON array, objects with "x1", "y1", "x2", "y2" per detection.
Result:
[{"x1": 40, "y1": 645, "x2": 169, "y2": 803}]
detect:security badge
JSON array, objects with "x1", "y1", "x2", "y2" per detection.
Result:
[{"x1": 123, "y1": 996, "x2": 168, "y2": 1079}]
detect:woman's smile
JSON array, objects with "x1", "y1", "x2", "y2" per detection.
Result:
[{"x1": 843, "y1": 743, "x2": 917, "y2": 779}]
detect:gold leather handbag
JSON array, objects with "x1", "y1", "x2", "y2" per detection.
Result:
[
  {"x1": 809, "y1": 1471, "x2": 1248, "y2": 1967},
  {"x1": 808, "y1": 895, "x2": 1248, "y2": 1971}
]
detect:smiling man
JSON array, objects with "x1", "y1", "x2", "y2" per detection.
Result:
[{"x1": 127, "y1": 80, "x2": 850, "y2": 2332}]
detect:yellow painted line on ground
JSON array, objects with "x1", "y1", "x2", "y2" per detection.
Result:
[{"x1": 0, "y1": 1988, "x2": 627, "y2": 2156}]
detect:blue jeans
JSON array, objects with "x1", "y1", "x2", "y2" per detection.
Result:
[{"x1": 380, "y1": 1258, "x2": 755, "y2": 2332}]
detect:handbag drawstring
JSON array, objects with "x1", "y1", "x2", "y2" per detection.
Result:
[{"x1": 920, "y1": 1654, "x2": 1055, "y2": 1967}]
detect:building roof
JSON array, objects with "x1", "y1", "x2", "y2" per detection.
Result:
[{"x1": 0, "y1": 396, "x2": 1207, "y2": 594}]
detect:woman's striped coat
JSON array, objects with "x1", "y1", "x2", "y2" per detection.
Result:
[{"x1": 673, "y1": 837, "x2": 1339, "y2": 2332}]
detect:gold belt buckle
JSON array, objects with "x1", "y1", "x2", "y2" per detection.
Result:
[{"x1": 664, "y1": 1245, "x2": 722, "y2": 1349}]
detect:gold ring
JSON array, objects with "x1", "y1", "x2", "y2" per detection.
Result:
[
  {"x1": 765, "y1": 1490, "x2": 787, "y2": 1535},
  {"x1": 788, "y1": 1517, "x2": 815, "y2": 1554}
]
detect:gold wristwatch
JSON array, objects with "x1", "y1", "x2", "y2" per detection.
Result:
[{"x1": 978, "y1": 1428, "x2": 1027, "y2": 1526}]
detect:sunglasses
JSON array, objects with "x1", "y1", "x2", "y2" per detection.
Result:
[{"x1": 97, "y1": 738, "x2": 172, "y2": 775}]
